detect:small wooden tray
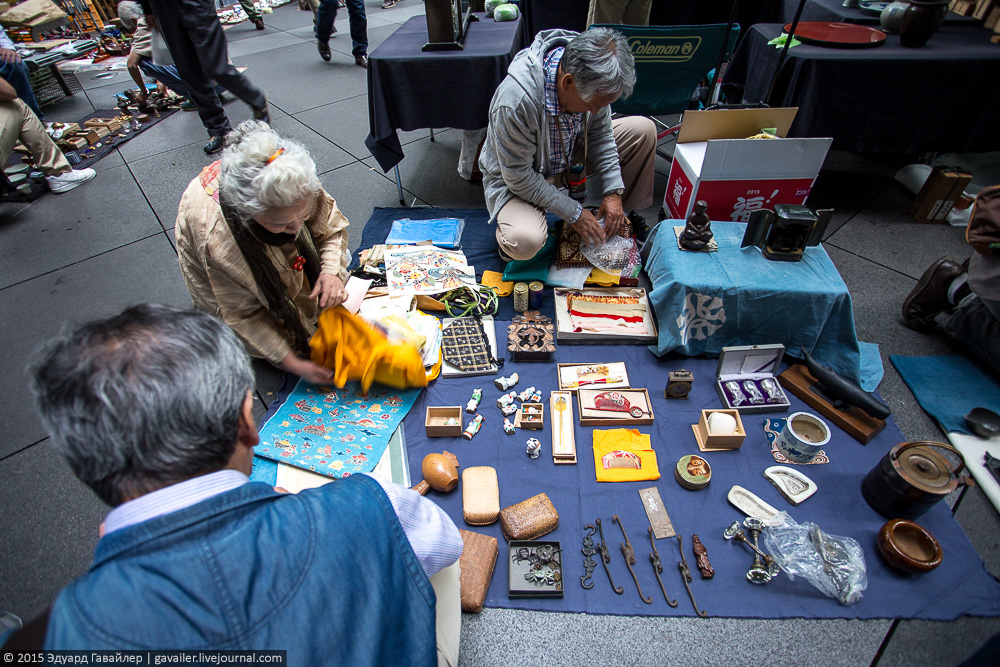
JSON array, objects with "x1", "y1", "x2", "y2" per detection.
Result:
[
  {"x1": 550, "y1": 391, "x2": 577, "y2": 465},
  {"x1": 508, "y1": 540, "x2": 563, "y2": 598},
  {"x1": 556, "y1": 362, "x2": 630, "y2": 394},
  {"x1": 692, "y1": 409, "x2": 746, "y2": 452},
  {"x1": 514, "y1": 403, "x2": 544, "y2": 430},
  {"x1": 577, "y1": 388, "x2": 654, "y2": 426},
  {"x1": 778, "y1": 364, "x2": 885, "y2": 444},
  {"x1": 426, "y1": 406, "x2": 462, "y2": 437}
]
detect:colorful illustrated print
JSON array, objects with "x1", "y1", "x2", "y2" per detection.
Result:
[{"x1": 255, "y1": 379, "x2": 421, "y2": 479}]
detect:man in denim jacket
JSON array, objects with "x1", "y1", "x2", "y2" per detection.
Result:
[
  {"x1": 479, "y1": 28, "x2": 656, "y2": 261},
  {"x1": 27, "y1": 304, "x2": 463, "y2": 666}
]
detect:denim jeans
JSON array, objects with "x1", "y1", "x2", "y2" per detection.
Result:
[
  {"x1": 0, "y1": 59, "x2": 43, "y2": 120},
  {"x1": 316, "y1": 0, "x2": 368, "y2": 58}
]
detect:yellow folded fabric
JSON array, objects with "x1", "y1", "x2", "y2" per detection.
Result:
[
  {"x1": 592, "y1": 428, "x2": 660, "y2": 482},
  {"x1": 481, "y1": 270, "x2": 513, "y2": 297},
  {"x1": 310, "y1": 307, "x2": 428, "y2": 393},
  {"x1": 585, "y1": 267, "x2": 621, "y2": 286}
]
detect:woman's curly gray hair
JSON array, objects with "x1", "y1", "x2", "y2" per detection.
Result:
[{"x1": 218, "y1": 120, "x2": 322, "y2": 220}]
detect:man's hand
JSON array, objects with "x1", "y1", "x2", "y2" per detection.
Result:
[
  {"x1": 310, "y1": 274, "x2": 347, "y2": 310},
  {"x1": 571, "y1": 208, "x2": 608, "y2": 246},
  {"x1": 597, "y1": 193, "x2": 625, "y2": 238},
  {"x1": 0, "y1": 48, "x2": 21, "y2": 64}
]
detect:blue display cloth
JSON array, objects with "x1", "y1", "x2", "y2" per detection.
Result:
[
  {"x1": 407, "y1": 328, "x2": 1000, "y2": 619},
  {"x1": 643, "y1": 221, "x2": 880, "y2": 390},
  {"x1": 254, "y1": 378, "x2": 422, "y2": 479},
  {"x1": 890, "y1": 355, "x2": 1000, "y2": 436}
]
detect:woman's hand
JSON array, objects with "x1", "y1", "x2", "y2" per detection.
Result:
[
  {"x1": 310, "y1": 274, "x2": 347, "y2": 310},
  {"x1": 279, "y1": 352, "x2": 335, "y2": 385}
]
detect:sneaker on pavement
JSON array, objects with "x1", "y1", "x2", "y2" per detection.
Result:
[
  {"x1": 179, "y1": 99, "x2": 198, "y2": 111},
  {"x1": 46, "y1": 168, "x2": 96, "y2": 194},
  {"x1": 204, "y1": 134, "x2": 226, "y2": 154}
]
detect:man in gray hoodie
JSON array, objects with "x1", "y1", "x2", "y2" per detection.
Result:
[{"x1": 479, "y1": 28, "x2": 655, "y2": 261}]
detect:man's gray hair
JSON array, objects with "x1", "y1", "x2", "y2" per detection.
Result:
[
  {"x1": 562, "y1": 27, "x2": 636, "y2": 102},
  {"x1": 117, "y1": 0, "x2": 142, "y2": 33},
  {"x1": 219, "y1": 120, "x2": 322, "y2": 220},
  {"x1": 29, "y1": 304, "x2": 254, "y2": 507}
]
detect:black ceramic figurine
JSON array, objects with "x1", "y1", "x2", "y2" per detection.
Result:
[
  {"x1": 804, "y1": 351, "x2": 891, "y2": 420},
  {"x1": 680, "y1": 201, "x2": 713, "y2": 251}
]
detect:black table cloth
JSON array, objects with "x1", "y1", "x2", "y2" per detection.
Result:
[
  {"x1": 780, "y1": 0, "x2": 979, "y2": 25},
  {"x1": 722, "y1": 23, "x2": 1000, "y2": 157},
  {"x1": 365, "y1": 13, "x2": 525, "y2": 172}
]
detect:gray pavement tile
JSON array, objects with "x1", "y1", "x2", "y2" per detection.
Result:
[
  {"x1": 0, "y1": 164, "x2": 163, "y2": 290},
  {"x1": 877, "y1": 617, "x2": 1000, "y2": 667},
  {"x1": 294, "y1": 93, "x2": 434, "y2": 161},
  {"x1": 825, "y1": 187, "x2": 973, "y2": 280},
  {"x1": 808, "y1": 150, "x2": 900, "y2": 240},
  {"x1": 0, "y1": 235, "x2": 191, "y2": 458},
  {"x1": 233, "y1": 40, "x2": 367, "y2": 115},
  {"x1": 318, "y1": 160, "x2": 429, "y2": 255},
  {"x1": 459, "y1": 611, "x2": 890, "y2": 667},
  {"x1": 128, "y1": 144, "x2": 217, "y2": 229},
  {"x1": 268, "y1": 113, "x2": 355, "y2": 173},
  {"x1": 41, "y1": 91, "x2": 96, "y2": 123},
  {"x1": 361, "y1": 131, "x2": 489, "y2": 210},
  {"x1": 116, "y1": 109, "x2": 213, "y2": 162},
  {"x1": 258, "y1": 2, "x2": 315, "y2": 31},
  {"x1": 0, "y1": 440, "x2": 107, "y2": 621},
  {"x1": 78, "y1": 69, "x2": 133, "y2": 92},
  {"x1": 954, "y1": 485, "x2": 1000, "y2": 579},
  {"x1": 227, "y1": 31, "x2": 311, "y2": 59},
  {"x1": 376, "y1": 1, "x2": 427, "y2": 24},
  {"x1": 824, "y1": 246, "x2": 962, "y2": 442}
]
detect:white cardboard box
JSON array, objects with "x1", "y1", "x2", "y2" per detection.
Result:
[{"x1": 663, "y1": 108, "x2": 832, "y2": 222}]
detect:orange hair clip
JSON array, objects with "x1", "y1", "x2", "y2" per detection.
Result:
[{"x1": 265, "y1": 147, "x2": 284, "y2": 164}]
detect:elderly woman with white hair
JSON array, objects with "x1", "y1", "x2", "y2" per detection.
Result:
[{"x1": 175, "y1": 120, "x2": 349, "y2": 384}]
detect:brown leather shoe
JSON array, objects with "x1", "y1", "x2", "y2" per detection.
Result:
[
  {"x1": 902, "y1": 257, "x2": 966, "y2": 331},
  {"x1": 355, "y1": 55, "x2": 368, "y2": 69}
]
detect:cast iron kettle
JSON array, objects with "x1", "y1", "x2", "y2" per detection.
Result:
[{"x1": 862, "y1": 441, "x2": 972, "y2": 519}]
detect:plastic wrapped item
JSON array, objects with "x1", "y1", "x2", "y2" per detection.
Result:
[
  {"x1": 762, "y1": 514, "x2": 867, "y2": 605},
  {"x1": 580, "y1": 218, "x2": 634, "y2": 273}
]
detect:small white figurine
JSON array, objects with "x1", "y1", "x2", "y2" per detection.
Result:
[
  {"x1": 500, "y1": 403, "x2": 518, "y2": 416},
  {"x1": 503, "y1": 418, "x2": 515, "y2": 435},
  {"x1": 529, "y1": 391, "x2": 542, "y2": 403},
  {"x1": 463, "y1": 414, "x2": 485, "y2": 440},
  {"x1": 495, "y1": 372, "x2": 520, "y2": 391},
  {"x1": 517, "y1": 386, "x2": 537, "y2": 402},
  {"x1": 526, "y1": 438, "x2": 541, "y2": 459},
  {"x1": 497, "y1": 390, "x2": 517, "y2": 409},
  {"x1": 466, "y1": 387, "x2": 483, "y2": 413}
]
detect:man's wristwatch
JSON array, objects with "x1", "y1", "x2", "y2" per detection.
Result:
[{"x1": 604, "y1": 188, "x2": 624, "y2": 197}]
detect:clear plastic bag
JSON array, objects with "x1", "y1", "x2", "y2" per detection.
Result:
[
  {"x1": 762, "y1": 513, "x2": 867, "y2": 605},
  {"x1": 580, "y1": 217, "x2": 635, "y2": 273}
]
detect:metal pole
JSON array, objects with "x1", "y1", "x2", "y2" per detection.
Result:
[
  {"x1": 765, "y1": 0, "x2": 808, "y2": 107},
  {"x1": 394, "y1": 164, "x2": 404, "y2": 205}
]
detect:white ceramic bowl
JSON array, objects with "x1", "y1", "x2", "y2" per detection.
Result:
[{"x1": 775, "y1": 412, "x2": 830, "y2": 463}]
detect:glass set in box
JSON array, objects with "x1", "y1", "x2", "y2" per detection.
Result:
[{"x1": 714, "y1": 344, "x2": 791, "y2": 414}]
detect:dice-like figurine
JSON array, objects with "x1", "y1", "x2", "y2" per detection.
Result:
[
  {"x1": 518, "y1": 386, "x2": 537, "y2": 402},
  {"x1": 525, "y1": 438, "x2": 541, "y2": 459},
  {"x1": 500, "y1": 403, "x2": 518, "y2": 416},
  {"x1": 495, "y1": 372, "x2": 519, "y2": 391},
  {"x1": 530, "y1": 391, "x2": 542, "y2": 403},
  {"x1": 503, "y1": 418, "x2": 515, "y2": 435}
]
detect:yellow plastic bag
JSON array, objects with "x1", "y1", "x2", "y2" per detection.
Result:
[{"x1": 310, "y1": 307, "x2": 427, "y2": 393}]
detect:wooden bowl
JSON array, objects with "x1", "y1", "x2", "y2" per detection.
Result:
[{"x1": 876, "y1": 518, "x2": 942, "y2": 574}]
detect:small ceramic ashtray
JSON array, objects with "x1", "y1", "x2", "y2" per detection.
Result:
[{"x1": 876, "y1": 518, "x2": 942, "y2": 574}]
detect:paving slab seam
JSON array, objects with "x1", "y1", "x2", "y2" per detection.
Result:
[
  {"x1": 0, "y1": 437, "x2": 48, "y2": 464},
  {"x1": 868, "y1": 619, "x2": 902, "y2": 667},
  {"x1": 0, "y1": 232, "x2": 169, "y2": 292},
  {"x1": 120, "y1": 160, "x2": 177, "y2": 235},
  {"x1": 821, "y1": 240, "x2": 927, "y2": 284},
  {"x1": 289, "y1": 91, "x2": 367, "y2": 119}
]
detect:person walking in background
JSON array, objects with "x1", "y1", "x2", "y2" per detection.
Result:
[
  {"x1": 138, "y1": 0, "x2": 271, "y2": 155},
  {"x1": 587, "y1": 0, "x2": 651, "y2": 27},
  {"x1": 238, "y1": 0, "x2": 267, "y2": 30},
  {"x1": 316, "y1": 0, "x2": 368, "y2": 68}
]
